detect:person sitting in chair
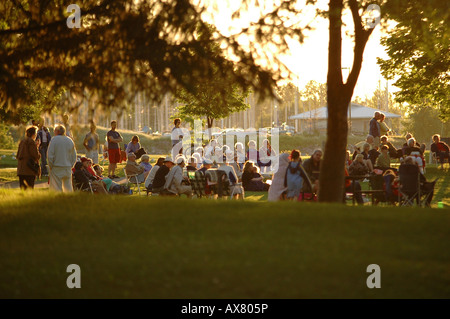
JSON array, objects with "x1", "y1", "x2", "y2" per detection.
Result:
[
  {"x1": 399, "y1": 156, "x2": 434, "y2": 206},
  {"x1": 125, "y1": 152, "x2": 147, "y2": 183},
  {"x1": 430, "y1": 134, "x2": 449, "y2": 169},
  {"x1": 375, "y1": 145, "x2": 391, "y2": 170},
  {"x1": 349, "y1": 154, "x2": 370, "y2": 177},
  {"x1": 126, "y1": 135, "x2": 146, "y2": 159}
]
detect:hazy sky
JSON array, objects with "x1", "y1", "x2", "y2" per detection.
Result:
[{"x1": 203, "y1": 0, "x2": 394, "y2": 99}]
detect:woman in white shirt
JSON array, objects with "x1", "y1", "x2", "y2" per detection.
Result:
[{"x1": 145, "y1": 157, "x2": 165, "y2": 189}]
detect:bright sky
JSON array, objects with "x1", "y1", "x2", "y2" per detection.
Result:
[{"x1": 202, "y1": 0, "x2": 395, "y2": 99}]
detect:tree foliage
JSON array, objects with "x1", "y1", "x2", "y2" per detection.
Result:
[
  {"x1": 378, "y1": 0, "x2": 449, "y2": 121},
  {"x1": 0, "y1": 0, "x2": 284, "y2": 118},
  {"x1": 175, "y1": 24, "x2": 250, "y2": 128}
]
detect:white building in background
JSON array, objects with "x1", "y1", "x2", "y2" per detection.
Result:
[{"x1": 289, "y1": 103, "x2": 401, "y2": 134}]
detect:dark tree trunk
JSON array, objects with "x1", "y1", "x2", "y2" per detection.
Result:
[
  {"x1": 207, "y1": 116, "x2": 214, "y2": 129},
  {"x1": 319, "y1": 0, "x2": 374, "y2": 203}
]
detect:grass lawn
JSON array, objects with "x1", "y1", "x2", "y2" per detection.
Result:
[{"x1": 0, "y1": 190, "x2": 449, "y2": 299}]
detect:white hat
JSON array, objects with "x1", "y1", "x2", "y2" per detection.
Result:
[
  {"x1": 163, "y1": 156, "x2": 174, "y2": 163},
  {"x1": 176, "y1": 156, "x2": 186, "y2": 164}
]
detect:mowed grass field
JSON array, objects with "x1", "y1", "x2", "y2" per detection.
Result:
[{"x1": 0, "y1": 190, "x2": 449, "y2": 299}]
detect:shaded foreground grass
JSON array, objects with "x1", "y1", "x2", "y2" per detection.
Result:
[{"x1": 0, "y1": 190, "x2": 449, "y2": 299}]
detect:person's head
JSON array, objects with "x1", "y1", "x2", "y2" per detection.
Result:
[
  {"x1": 93, "y1": 164, "x2": 103, "y2": 175},
  {"x1": 210, "y1": 139, "x2": 217, "y2": 148},
  {"x1": 140, "y1": 154, "x2": 150, "y2": 163},
  {"x1": 379, "y1": 113, "x2": 385, "y2": 122},
  {"x1": 235, "y1": 142, "x2": 244, "y2": 152},
  {"x1": 127, "y1": 152, "x2": 136, "y2": 162},
  {"x1": 363, "y1": 143, "x2": 371, "y2": 152},
  {"x1": 355, "y1": 154, "x2": 364, "y2": 163},
  {"x1": 312, "y1": 149, "x2": 322, "y2": 163},
  {"x1": 164, "y1": 157, "x2": 175, "y2": 168},
  {"x1": 174, "y1": 118, "x2": 181, "y2": 127},
  {"x1": 111, "y1": 120, "x2": 117, "y2": 130},
  {"x1": 25, "y1": 126, "x2": 38, "y2": 139},
  {"x1": 243, "y1": 161, "x2": 254, "y2": 173},
  {"x1": 90, "y1": 122, "x2": 96, "y2": 133},
  {"x1": 374, "y1": 111, "x2": 381, "y2": 119},
  {"x1": 176, "y1": 156, "x2": 186, "y2": 167},
  {"x1": 54, "y1": 124, "x2": 66, "y2": 136},
  {"x1": 404, "y1": 156, "x2": 414, "y2": 165},
  {"x1": 407, "y1": 137, "x2": 416, "y2": 147},
  {"x1": 225, "y1": 150, "x2": 234, "y2": 163},
  {"x1": 405, "y1": 133, "x2": 413, "y2": 140},
  {"x1": 31, "y1": 119, "x2": 38, "y2": 126},
  {"x1": 366, "y1": 135, "x2": 374, "y2": 144},
  {"x1": 74, "y1": 162, "x2": 83, "y2": 171},
  {"x1": 248, "y1": 140, "x2": 256, "y2": 149},
  {"x1": 80, "y1": 156, "x2": 91, "y2": 168},
  {"x1": 188, "y1": 156, "x2": 197, "y2": 166},
  {"x1": 380, "y1": 135, "x2": 388, "y2": 143},
  {"x1": 290, "y1": 150, "x2": 301, "y2": 162},
  {"x1": 432, "y1": 134, "x2": 440, "y2": 143},
  {"x1": 202, "y1": 158, "x2": 213, "y2": 169},
  {"x1": 156, "y1": 157, "x2": 165, "y2": 167},
  {"x1": 381, "y1": 145, "x2": 389, "y2": 154},
  {"x1": 131, "y1": 135, "x2": 139, "y2": 144}
]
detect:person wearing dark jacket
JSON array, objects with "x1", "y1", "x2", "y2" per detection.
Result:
[
  {"x1": 36, "y1": 123, "x2": 51, "y2": 176},
  {"x1": 16, "y1": 126, "x2": 41, "y2": 189},
  {"x1": 302, "y1": 150, "x2": 322, "y2": 192}
]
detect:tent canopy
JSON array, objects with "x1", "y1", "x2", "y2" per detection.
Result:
[{"x1": 289, "y1": 103, "x2": 401, "y2": 120}]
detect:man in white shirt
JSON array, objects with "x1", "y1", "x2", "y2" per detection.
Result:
[
  {"x1": 47, "y1": 124, "x2": 77, "y2": 192},
  {"x1": 163, "y1": 156, "x2": 192, "y2": 197}
]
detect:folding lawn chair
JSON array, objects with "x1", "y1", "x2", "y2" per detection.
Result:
[
  {"x1": 123, "y1": 168, "x2": 144, "y2": 195},
  {"x1": 398, "y1": 164, "x2": 421, "y2": 206}
]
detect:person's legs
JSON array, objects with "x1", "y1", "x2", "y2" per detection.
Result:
[
  {"x1": 40, "y1": 146, "x2": 48, "y2": 175},
  {"x1": 18, "y1": 175, "x2": 26, "y2": 189},
  {"x1": 25, "y1": 175, "x2": 36, "y2": 189},
  {"x1": 353, "y1": 181, "x2": 364, "y2": 205},
  {"x1": 49, "y1": 168, "x2": 63, "y2": 192},
  {"x1": 62, "y1": 169, "x2": 74, "y2": 192}
]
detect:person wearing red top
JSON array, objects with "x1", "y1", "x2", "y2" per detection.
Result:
[{"x1": 431, "y1": 134, "x2": 449, "y2": 168}]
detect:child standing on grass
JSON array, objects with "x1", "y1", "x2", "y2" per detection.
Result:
[{"x1": 285, "y1": 150, "x2": 307, "y2": 200}]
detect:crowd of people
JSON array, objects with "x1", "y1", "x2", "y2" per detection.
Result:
[{"x1": 15, "y1": 114, "x2": 449, "y2": 206}]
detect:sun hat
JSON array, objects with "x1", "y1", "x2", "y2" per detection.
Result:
[{"x1": 163, "y1": 156, "x2": 174, "y2": 163}]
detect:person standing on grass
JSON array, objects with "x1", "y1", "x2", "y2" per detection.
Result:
[
  {"x1": 47, "y1": 124, "x2": 77, "y2": 192},
  {"x1": 379, "y1": 113, "x2": 391, "y2": 137},
  {"x1": 83, "y1": 122, "x2": 99, "y2": 164},
  {"x1": 17, "y1": 125, "x2": 41, "y2": 189},
  {"x1": 285, "y1": 150, "x2": 309, "y2": 200},
  {"x1": 369, "y1": 111, "x2": 381, "y2": 147},
  {"x1": 36, "y1": 122, "x2": 51, "y2": 177},
  {"x1": 106, "y1": 120, "x2": 123, "y2": 179}
]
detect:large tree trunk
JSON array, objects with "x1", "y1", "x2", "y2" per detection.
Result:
[
  {"x1": 207, "y1": 116, "x2": 214, "y2": 129},
  {"x1": 319, "y1": 0, "x2": 374, "y2": 203}
]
